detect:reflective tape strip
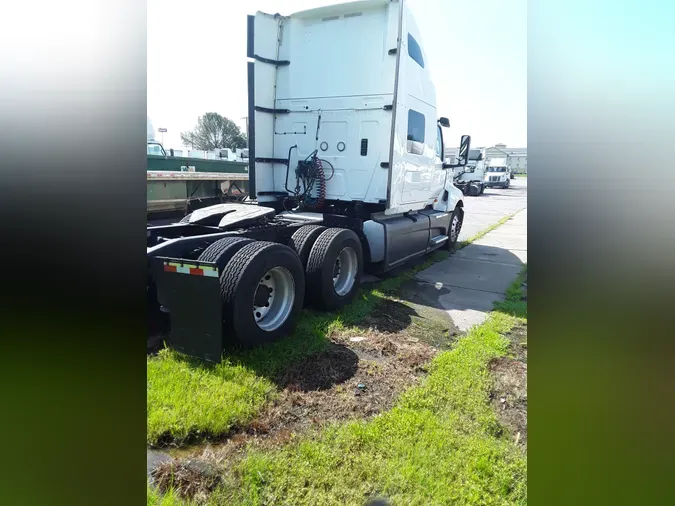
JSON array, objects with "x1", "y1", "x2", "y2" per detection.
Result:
[{"x1": 163, "y1": 262, "x2": 218, "y2": 277}]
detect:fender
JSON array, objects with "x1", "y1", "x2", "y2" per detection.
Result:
[{"x1": 433, "y1": 178, "x2": 464, "y2": 213}]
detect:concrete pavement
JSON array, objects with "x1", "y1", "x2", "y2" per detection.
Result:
[{"x1": 413, "y1": 207, "x2": 527, "y2": 331}]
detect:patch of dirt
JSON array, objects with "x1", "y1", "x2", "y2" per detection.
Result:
[
  {"x1": 161, "y1": 296, "x2": 455, "y2": 491},
  {"x1": 490, "y1": 324, "x2": 528, "y2": 448},
  {"x1": 152, "y1": 458, "x2": 221, "y2": 502},
  {"x1": 229, "y1": 301, "x2": 443, "y2": 446},
  {"x1": 504, "y1": 324, "x2": 527, "y2": 363}
]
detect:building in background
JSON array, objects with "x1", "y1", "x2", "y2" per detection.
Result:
[
  {"x1": 486, "y1": 144, "x2": 527, "y2": 174},
  {"x1": 445, "y1": 144, "x2": 527, "y2": 174}
]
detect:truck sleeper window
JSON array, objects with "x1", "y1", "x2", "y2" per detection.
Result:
[
  {"x1": 408, "y1": 34, "x2": 424, "y2": 68},
  {"x1": 407, "y1": 109, "x2": 425, "y2": 155}
]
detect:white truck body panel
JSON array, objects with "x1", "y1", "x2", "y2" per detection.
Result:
[{"x1": 251, "y1": 0, "x2": 461, "y2": 214}]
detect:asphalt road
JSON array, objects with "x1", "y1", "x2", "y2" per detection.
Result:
[{"x1": 458, "y1": 177, "x2": 528, "y2": 242}]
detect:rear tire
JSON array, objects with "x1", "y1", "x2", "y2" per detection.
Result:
[
  {"x1": 288, "y1": 225, "x2": 327, "y2": 267},
  {"x1": 220, "y1": 241, "x2": 304, "y2": 347},
  {"x1": 306, "y1": 228, "x2": 363, "y2": 311},
  {"x1": 198, "y1": 236, "x2": 254, "y2": 270}
]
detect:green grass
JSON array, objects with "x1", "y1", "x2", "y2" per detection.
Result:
[
  {"x1": 494, "y1": 264, "x2": 527, "y2": 320},
  {"x1": 148, "y1": 265, "x2": 529, "y2": 505},
  {"x1": 148, "y1": 483, "x2": 196, "y2": 506},
  {"x1": 147, "y1": 350, "x2": 277, "y2": 445},
  {"x1": 200, "y1": 311, "x2": 526, "y2": 505},
  {"x1": 202, "y1": 271, "x2": 530, "y2": 505}
]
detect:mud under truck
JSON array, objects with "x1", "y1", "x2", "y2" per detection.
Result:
[{"x1": 146, "y1": 0, "x2": 471, "y2": 362}]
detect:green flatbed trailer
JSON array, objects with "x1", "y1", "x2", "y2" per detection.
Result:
[
  {"x1": 147, "y1": 153, "x2": 249, "y2": 174},
  {"x1": 146, "y1": 142, "x2": 250, "y2": 221},
  {"x1": 147, "y1": 169, "x2": 250, "y2": 221}
]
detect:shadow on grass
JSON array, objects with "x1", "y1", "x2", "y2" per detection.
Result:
[
  {"x1": 164, "y1": 293, "x2": 423, "y2": 390},
  {"x1": 230, "y1": 251, "x2": 456, "y2": 377},
  {"x1": 275, "y1": 341, "x2": 359, "y2": 391}
]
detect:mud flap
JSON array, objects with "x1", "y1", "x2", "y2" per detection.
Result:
[{"x1": 152, "y1": 257, "x2": 224, "y2": 363}]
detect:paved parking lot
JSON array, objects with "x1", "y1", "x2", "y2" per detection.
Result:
[
  {"x1": 412, "y1": 178, "x2": 528, "y2": 331},
  {"x1": 458, "y1": 178, "x2": 528, "y2": 242}
]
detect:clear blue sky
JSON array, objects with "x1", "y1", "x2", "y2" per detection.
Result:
[{"x1": 148, "y1": 0, "x2": 526, "y2": 150}]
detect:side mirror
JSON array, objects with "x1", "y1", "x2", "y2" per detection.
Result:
[
  {"x1": 438, "y1": 117, "x2": 450, "y2": 128},
  {"x1": 442, "y1": 134, "x2": 472, "y2": 169},
  {"x1": 456, "y1": 135, "x2": 471, "y2": 166}
]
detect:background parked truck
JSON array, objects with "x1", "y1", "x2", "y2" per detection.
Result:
[
  {"x1": 484, "y1": 157, "x2": 511, "y2": 188},
  {"x1": 453, "y1": 148, "x2": 486, "y2": 196}
]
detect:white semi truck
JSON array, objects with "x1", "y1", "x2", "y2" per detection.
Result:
[
  {"x1": 453, "y1": 148, "x2": 486, "y2": 196},
  {"x1": 484, "y1": 157, "x2": 511, "y2": 189},
  {"x1": 146, "y1": 0, "x2": 471, "y2": 361}
]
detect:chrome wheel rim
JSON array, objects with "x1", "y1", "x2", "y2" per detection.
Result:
[
  {"x1": 450, "y1": 215, "x2": 461, "y2": 242},
  {"x1": 252, "y1": 266, "x2": 295, "y2": 331},
  {"x1": 332, "y1": 247, "x2": 358, "y2": 296}
]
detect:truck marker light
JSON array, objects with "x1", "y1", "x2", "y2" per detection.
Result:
[{"x1": 162, "y1": 262, "x2": 218, "y2": 277}]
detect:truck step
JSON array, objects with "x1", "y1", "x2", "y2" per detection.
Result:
[{"x1": 430, "y1": 235, "x2": 448, "y2": 245}]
